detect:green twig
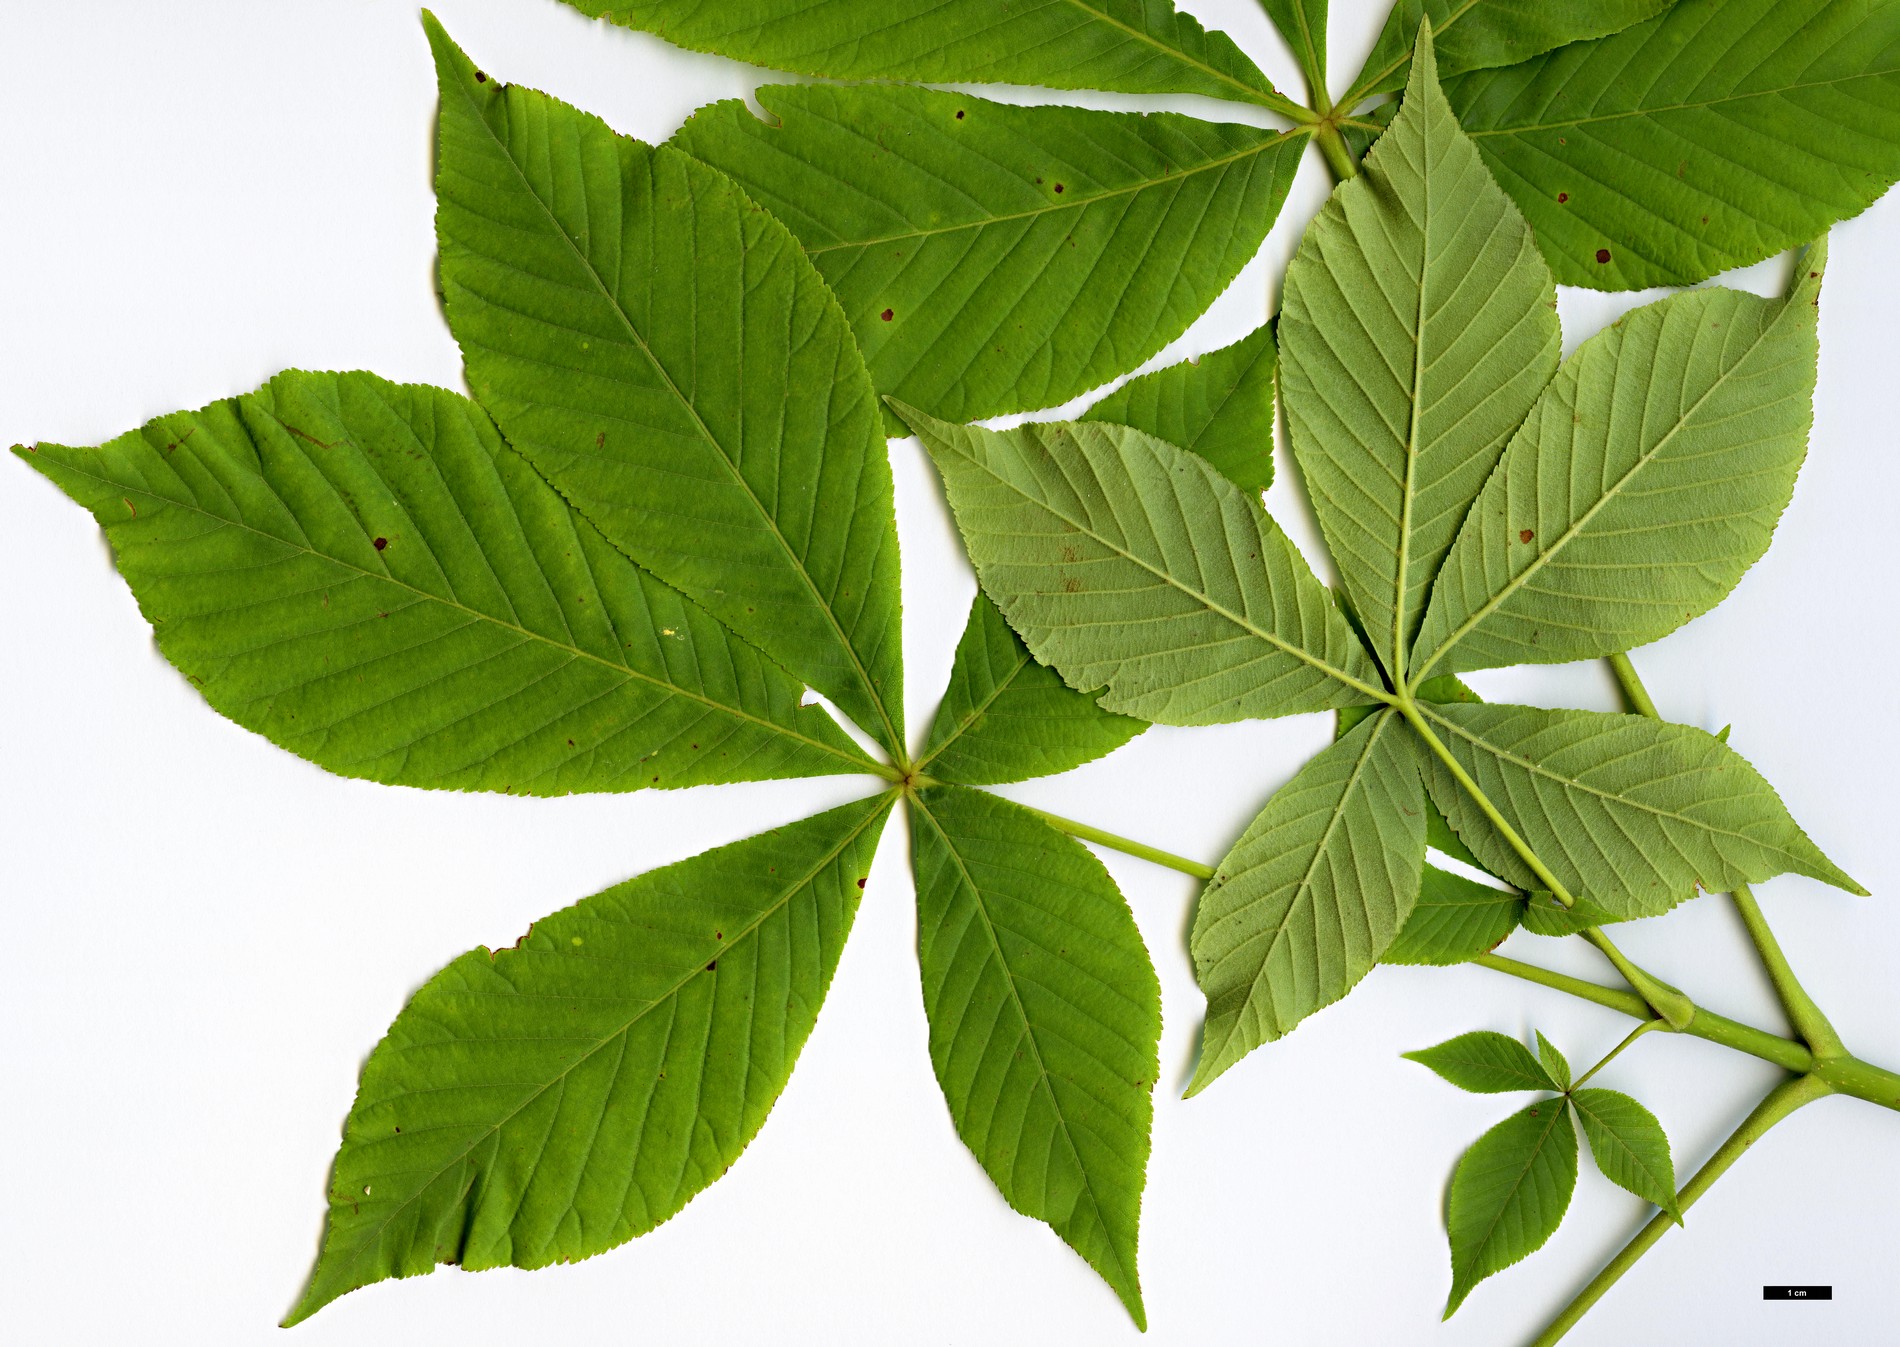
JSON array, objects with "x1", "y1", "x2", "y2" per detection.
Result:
[{"x1": 1526, "y1": 1074, "x2": 1836, "y2": 1346}]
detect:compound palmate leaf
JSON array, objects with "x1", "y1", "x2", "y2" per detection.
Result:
[
  {"x1": 1445, "y1": 1096, "x2": 1577, "y2": 1316},
  {"x1": 566, "y1": 0, "x2": 1301, "y2": 111},
  {"x1": 1448, "y1": 0, "x2": 1900, "y2": 288},
  {"x1": 1080, "y1": 321, "x2": 1278, "y2": 494},
  {"x1": 1187, "y1": 709, "x2": 1425, "y2": 1093},
  {"x1": 427, "y1": 18, "x2": 906, "y2": 756},
  {"x1": 1417, "y1": 702, "x2": 1864, "y2": 918},
  {"x1": 287, "y1": 794, "x2": 891, "y2": 1324},
  {"x1": 1281, "y1": 23, "x2": 1559, "y2": 680},
  {"x1": 673, "y1": 85, "x2": 1302, "y2": 428},
  {"x1": 1412, "y1": 252, "x2": 1824, "y2": 681},
  {"x1": 16, "y1": 371, "x2": 874, "y2": 793},
  {"x1": 919, "y1": 593, "x2": 1144, "y2": 787},
  {"x1": 909, "y1": 784, "x2": 1161, "y2": 1327},
  {"x1": 898, "y1": 405, "x2": 1383, "y2": 724}
]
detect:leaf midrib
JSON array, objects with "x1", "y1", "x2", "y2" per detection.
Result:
[
  {"x1": 1344, "y1": 0, "x2": 1485, "y2": 105},
  {"x1": 799, "y1": 132, "x2": 1299, "y2": 256},
  {"x1": 449, "y1": 69, "x2": 903, "y2": 756},
  {"x1": 915, "y1": 648, "x2": 1032, "y2": 773},
  {"x1": 50, "y1": 454, "x2": 875, "y2": 776},
  {"x1": 312, "y1": 799, "x2": 888, "y2": 1298}
]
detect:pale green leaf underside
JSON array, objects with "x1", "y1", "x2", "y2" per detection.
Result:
[
  {"x1": 1188, "y1": 710, "x2": 1425, "y2": 1093},
  {"x1": 1403, "y1": 1030, "x2": 1557, "y2": 1093},
  {"x1": 1282, "y1": 25, "x2": 1559, "y2": 679},
  {"x1": 1419, "y1": 702, "x2": 1863, "y2": 919},
  {"x1": 909, "y1": 784, "x2": 1160, "y2": 1328},
  {"x1": 1445, "y1": 1097, "x2": 1577, "y2": 1316},
  {"x1": 1080, "y1": 321, "x2": 1278, "y2": 493},
  {"x1": 1345, "y1": 0, "x2": 1670, "y2": 104},
  {"x1": 1383, "y1": 864, "x2": 1522, "y2": 965},
  {"x1": 427, "y1": 19, "x2": 905, "y2": 754},
  {"x1": 287, "y1": 795, "x2": 891, "y2": 1324},
  {"x1": 1570, "y1": 1086, "x2": 1682, "y2": 1220},
  {"x1": 17, "y1": 371, "x2": 872, "y2": 793},
  {"x1": 1448, "y1": 0, "x2": 1900, "y2": 288},
  {"x1": 1413, "y1": 260, "x2": 1823, "y2": 681},
  {"x1": 673, "y1": 85, "x2": 1302, "y2": 429},
  {"x1": 898, "y1": 405, "x2": 1382, "y2": 725},
  {"x1": 569, "y1": 0, "x2": 1294, "y2": 109},
  {"x1": 920, "y1": 592, "x2": 1144, "y2": 787}
]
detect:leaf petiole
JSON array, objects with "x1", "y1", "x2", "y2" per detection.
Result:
[
  {"x1": 1018, "y1": 804, "x2": 1217, "y2": 881},
  {"x1": 1570, "y1": 1020, "x2": 1663, "y2": 1091}
]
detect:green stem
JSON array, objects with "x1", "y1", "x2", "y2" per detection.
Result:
[
  {"x1": 1526, "y1": 1074, "x2": 1835, "y2": 1347},
  {"x1": 1019, "y1": 804, "x2": 1217, "y2": 881},
  {"x1": 1581, "y1": 928, "x2": 1696, "y2": 1031},
  {"x1": 1572, "y1": 1020, "x2": 1662, "y2": 1090},
  {"x1": 1313, "y1": 120, "x2": 1360, "y2": 181},
  {"x1": 1606, "y1": 653, "x2": 1846, "y2": 1056}
]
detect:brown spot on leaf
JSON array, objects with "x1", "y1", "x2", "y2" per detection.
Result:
[
  {"x1": 1595, "y1": 248, "x2": 1612, "y2": 264},
  {"x1": 1062, "y1": 576, "x2": 1081, "y2": 593},
  {"x1": 595, "y1": 431, "x2": 605, "y2": 449},
  {"x1": 880, "y1": 308, "x2": 893, "y2": 321},
  {"x1": 1054, "y1": 183, "x2": 1065, "y2": 193},
  {"x1": 1060, "y1": 544, "x2": 1081, "y2": 563},
  {"x1": 955, "y1": 110, "x2": 965, "y2": 120},
  {"x1": 856, "y1": 877, "x2": 867, "y2": 889},
  {"x1": 373, "y1": 536, "x2": 388, "y2": 551},
  {"x1": 122, "y1": 497, "x2": 136, "y2": 518},
  {"x1": 705, "y1": 960, "x2": 717, "y2": 971},
  {"x1": 1519, "y1": 529, "x2": 1535, "y2": 544},
  {"x1": 1556, "y1": 192, "x2": 1568, "y2": 203},
  {"x1": 475, "y1": 70, "x2": 487, "y2": 83}
]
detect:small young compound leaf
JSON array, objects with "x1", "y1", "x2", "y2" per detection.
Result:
[
  {"x1": 1188, "y1": 709, "x2": 1426, "y2": 1093},
  {"x1": 1570, "y1": 1087, "x2": 1683, "y2": 1223},
  {"x1": 897, "y1": 404, "x2": 1383, "y2": 725},
  {"x1": 16, "y1": 371, "x2": 875, "y2": 793},
  {"x1": 1417, "y1": 702, "x2": 1865, "y2": 918},
  {"x1": 1412, "y1": 254, "x2": 1825, "y2": 681},
  {"x1": 1281, "y1": 23, "x2": 1559, "y2": 679},
  {"x1": 1534, "y1": 1032, "x2": 1572, "y2": 1092},
  {"x1": 919, "y1": 593, "x2": 1144, "y2": 787},
  {"x1": 674, "y1": 87, "x2": 1303, "y2": 429},
  {"x1": 1080, "y1": 322, "x2": 1279, "y2": 495},
  {"x1": 1343, "y1": 0, "x2": 1670, "y2": 104},
  {"x1": 1384, "y1": 864, "x2": 1522, "y2": 966},
  {"x1": 908, "y1": 784, "x2": 1161, "y2": 1328},
  {"x1": 1404, "y1": 1031, "x2": 1559, "y2": 1093},
  {"x1": 286, "y1": 795, "x2": 892, "y2": 1324},
  {"x1": 1444, "y1": 1097, "x2": 1578, "y2": 1317},
  {"x1": 1446, "y1": 0, "x2": 1900, "y2": 288},
  {"x1": 427, "y1": 18, "x2": 906, "y2": 756},
  {"x1": 561, "y1": 0, "x2": 1299, "y2": 110}
]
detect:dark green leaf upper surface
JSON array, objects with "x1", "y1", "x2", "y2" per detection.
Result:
[
  {"x1": 1418, "y1": 702, "x2": 1864, "y2": 917},
  {"x1": 1281, "y1": 26, "x2": 1559, "y2": 680},
  {"x1": 1570, "y1": 1087, "x2": 1682, "y2": 1220},
  {"x1": 1080, "y1": 322, "x2": 1279, "y2": 494},
  {"x1": 900, "y1": 405, "x2": 1384, "y2": 725},
  {"x1": 919, "y1": 593, "x2": 1144, "y2": 786},
  {"x1": 1412, "y1": 258, "x2": 1824, "y2": 681},
  {"x1": 1448, "y1": 0, "x2": 1900, "y2": 287},
  {"x1": 567, "y1": 0, "x2": 1298, "y2": 109},
  {"x1": 428, "y1": 19, "x2": 905, "y2": 755},
  {"x1": 287, "y1": 795, "x2": 891, "y2": 1324},
  {"x1": 1383, "y1": 864, "x2": 1522, "y2": 965},
  {"x1": 1344, "y1": 0, "x2": 1671, "y2": 103},
  {"x1": 1259, "y1": 0, "x2": 1329, "y2": 98},
  {"x1": 1535, "y1": 1032, "x2": 1572, "y2": 1091},
  {"x1": 674, "y1": 86, "x2": 1302, "y2": 428},
  {"x1": 909, "y1": 785, "x2": 1160, "y2": 1328},
  {"x1": 1188, "y1": 709, "x2": 1426, "y2": 1092},
  {"x1": 1404, "y1": 1030, "x2": 1559, "y2": 1093},
  {"x1": 17, "y1": 371, "x2": 873, "y2": 793},
  {"x1": 1445, "y1": 1097, "x2": 1578, "y2": 1316}
]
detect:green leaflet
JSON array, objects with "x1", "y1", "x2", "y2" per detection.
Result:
[
  {"x1": 919, "y1": 593, "x2": 1144, "y2": 787},
  {"x1": 1404, "y1": 1030, "x2": 1560, "y2": 1093},
  {"x1": 1281, "y1": 25, "x2": 1559, "y2": 681},
  {"x1": 1519, "y1": 889, "x2": 1625, "y2": 936},
  {"x1": 1535, "y1": 1032, "x2": 1572, "y2": 1091},
  {"x1": 1080, "y1": 322, "x2": 1279, "y2": 494},
  {"x1": 672, "y1": 86, "x2": 1302, "y2": 429},
  {"x1": 1416, "y1": 702, "x2": 1864, "y2": 918},
  {"x1": 286, "y1": 794, "x2": 892, "y2": 1324},
  {"x1": 908, "y1": 785, "x2": 1160, "y2": 1328},
  {"x1": 1412, "y1": 255, "x2": 1824, "y2": 681},
  {"x1": 1447, "y1": 0, "x2": 1900, "y2": 288},
  {"x1": 1570, "y1": 1087, "x2": 1682, "y2": 1221},
  {"x1": 1187, "y1": 709, "x2": 1426, "y2": 1093},
  {"x1": 1384, "y1": 864, "x2": 1522, "y2": 966},
  {"x1": 566, "y1": 0, "x2": 1300, "y2": 112},
  {"x1": 897, "y1": 405, "x2": 1383, "y2": 725},
  {"x1": 16, "y1": 371, "x2": 873, "y2": 793},
  {"x1": 1444, "y1": 1096, "x2": 1578, "y2": 1316},
  {"x1": 1343, "y1": 0, "x2": 1671, "y2": 104},
  {"x1": 1259, "y1": 0, "x2": 1329, "y2": 98},
  {"x1": 427, "y1": 19, "x2": 906, "y2": 756}
]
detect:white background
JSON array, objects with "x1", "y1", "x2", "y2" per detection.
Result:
[{"x1": 3, "y1": 1, "x2": 1897, "y2": 1343}]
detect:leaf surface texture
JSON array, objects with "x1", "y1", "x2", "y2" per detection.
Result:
[
  {"x1": 1444, "y1": 1097, "x2": 1577, "y2": 1315},
  {"x1": 1570, "y1": 1087, "x2": 1681, "y2": 1220}
]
